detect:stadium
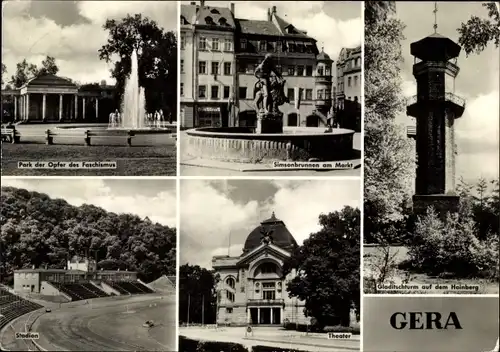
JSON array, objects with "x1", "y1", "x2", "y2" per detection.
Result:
[{"x1": 0, "y1": 256, "x2": 176, "y2": 351}]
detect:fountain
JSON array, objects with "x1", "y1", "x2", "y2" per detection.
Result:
[{"x1": 184, "y1": 54, "x2": 356, "y2": 163}]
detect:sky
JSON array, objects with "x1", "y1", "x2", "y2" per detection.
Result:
[
  {"x1": 396, "y1": 2, "x2": 499, "y2": 183},
  {"x1": 180, "y1": 179, "x2": 360, "y2": 269},
  {"x1": 364, "y1": 296, "x2": 499, "y2": 352},
  {"x1": 1, "y1": 178, "x2": 177, "y2": 227},
  {"x1": 1, "y1": 0, "x2": 178, "y2": 85},
  {"x1": 189, "y1": 1, "x2": 362, "y2": 62}
]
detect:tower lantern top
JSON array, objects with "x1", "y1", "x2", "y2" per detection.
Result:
[{"x1": 410, "y1": 33, "x2": 461, "y2": 62}]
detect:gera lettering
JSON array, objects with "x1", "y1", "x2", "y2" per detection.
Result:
[{"x1": 390, "y1": 312, "x2": 462, "y2": 330}]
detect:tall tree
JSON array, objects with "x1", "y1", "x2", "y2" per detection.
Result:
[
  {"x1": 98, "y1": 14, "x2": 177, "y2": 116},
  {"x1": 364, "y1": 1, "x2": 415, "y2": 243},
  {"x1": 457, "y1": 2, "x2": 499, "y2": 56},
  {"x1": 9, "y1": 56, "x2": 60, "y2": 88},
  {"x1": 1, "y1": 63, "x2": 6, "y2": 87},
  {"x1": 284, "y1": 207, "x2": 360, "y2": 327},
  {"x1": 178, "y1": 264, "x2": 219, "y2": 325},
  {"x1": 38, "y1": 56, "x2": 59, "y2": 76}
]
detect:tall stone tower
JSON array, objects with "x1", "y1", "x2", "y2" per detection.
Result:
[{"x1": 406, "y1": 6, "x2": 466, "y2": 215}]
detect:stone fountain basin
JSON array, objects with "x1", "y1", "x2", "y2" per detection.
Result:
[
  {"x1": 185, "y1": 126, "x2": 355, "y2": 163},
  {"x1": 56, "y1": 124, "x2": 172, "y2": 135}
]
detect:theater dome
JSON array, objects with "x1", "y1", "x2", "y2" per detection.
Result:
[{"x1": 242, "y1": 212, "x2": 298, "y2": 253}]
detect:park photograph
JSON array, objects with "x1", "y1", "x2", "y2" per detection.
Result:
[
  {"x1": 1, "y1": 0, "x2": 178, "y2": 176},
  {"x1": 178, "y1": 179, "x2": 361, "y2": 352},
  {"x1": 0, "y1": 178, "x2": 177, "y2": 351},
  {"x1": 363, "y1": 1, "x2": 499, "y2": 294}
]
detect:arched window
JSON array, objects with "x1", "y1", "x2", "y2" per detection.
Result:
[
  {"x1": 218, "y1": 17, "x2": 227, "y2": 26},
  {"x1": 259, "y1": 262, "x2": 278, "y2": 274},
  {"x1": 226, "y1": 277, "x2": 235, "y2": 289},
  {"x1": 226, "y1": 290, "x2": 235, "y2": 302},
  {"x1": 205, "y1": 16, "x2": 214, "y2": 25}
]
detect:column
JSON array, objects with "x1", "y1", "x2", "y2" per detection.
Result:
[
  {"x1": 74, "y1": 95, "x2": 78, "y2": 120},
  {"x1": 247, "y1": 308, "x2": 251, "y2": 324},
  {"x1": 257, "y1": 308, "x2": 260, "y2": 325},
  {"x1": 14, "y1": 96, "x2": 17, "y2": 120},
  {"x1": 59, "y1": 94, "x2": 63, "y2": 120},
  {"x1": 270, "y1": 308, "x2": 273, "y2": 324},
  {"x1": 82, "y1": 97, "x2": 86, "y2": 120},
  {"x1": 26, "y1": 94, "x2": 30, "y2": 121},
  {"x1": 42, "y1": 94, "x2": 47, "y2": 121},
  {"x1": 95, "y1": 97, "x2": 99, "y2": 119}
]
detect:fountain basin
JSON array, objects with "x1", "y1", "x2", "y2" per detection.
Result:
[
  {"x1": 56, "y1": 124, "x2": 173, "y2": 135},
  {"x1": 185, "y1": 126, "x2": 355, "y2": 163}
]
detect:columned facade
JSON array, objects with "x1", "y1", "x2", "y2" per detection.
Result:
[{"x1": 213, "y1": 213, "x2": 309, "y2": 326}]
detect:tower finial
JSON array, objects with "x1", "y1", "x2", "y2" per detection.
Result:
[{"x1": 433, "y1": 2, "x2": 438, "y2": 33}]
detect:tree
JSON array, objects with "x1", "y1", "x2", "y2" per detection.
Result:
[
  {"x1": 178, "y1": 264, "x2": 219, "y2": 325},
  {"x1": 98, "y1": 14, "x2": 177, "y2": 116},
  {"x1": 364, "y1": 1, "x2": 415, "y2": 244},
  {"x1": 457, "y1": 2, "x2": 499, "y2": 56},
  {"x1": 284, "y1": 207, "x2": 360, "y2": 328},
  {"x1": 9, "y1": 56, "x2": 60, "y2": 88},
  {"x1": 1, "y1": 63, "x2": 6, "y2": 87}
]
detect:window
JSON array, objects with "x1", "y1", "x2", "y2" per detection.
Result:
[
  {"x1": 348, "y1": 77, "x2": 352, "y2": 87},
  {"x1": 262, "y1": 282, "x2": 276, "y2": 288},
  {"x1": 317, "y1": 89, "x2": 324, "y2": 99},
  {"x1": 354, "y1": 75, "x2": 358, "y2": 86},
  {"x1": 199, "y1": 37, "x2": 207, "y2": 50},
  {"x1": 210, "y1": 8, "x2": 220, "y2": 14},
  {"x1": 276, "y1": 41, "x2": 282, "y2": 52},
  {"x1": 212, "y1": 38, "x2": 219, "y2": 51},
  {"x1": 287, "y1": 66, "x2": 295, "y2": 76},
  {"x1": 297, "y1": 66, "x2": 304, "y2": 76},
  {"x1": 306, "y1": 66, "x2": 313, "y2": 76},
  {"x1": 238, "y1": 63, "x2": 246, "y2": 73},
  {"x1": 223, "y1": 86, "x2": 230, "y2": 98},
  {"x1": 306, "y1": 89, "x2": 312, "y2": 100},
  {"x1": 288, "y1": 88, "x2": 294, "y2": 101},
  {"x1": 180, "y1": 60, "x2": 184, "y2": 73},
  {"x1": 198, "y1": 85, "x2": 206, "y2": 98},
  {"x1": 239, "y1": 87, "x2": 247, "y2": 99},
  {"x1": 288, "y1": 42, "x2": 296, "y2": 52},
  {"x1": 260, "y1": 263, "x2": 278, "y2": 274},
  {"x1": 259, "y1": 41, "x2": 267, "y2": 52},
  {"x1": 180, "y1": 83, "x2": 184, "y2": 96},
  {"x1": 224, "y1": 38, "x2": 232, "y2": 51},
  {"x1": 199, "y1": 61, "x2": 206, "y2": 74},
  {"x1": 218, "y1": 17, "x2": 227, "y2": 26},
  {"x1": 226, "y1": 307, "x2": 233, "y2": 314},
  {"x1": 317, "y1": 66, "x2": 324, "y2": 76},
  {"x1": 226, "y1": 277, "x2": 236, "y2": 288},
  {"x1": 241, "y1": 39, "x2": 247, "y2": 50},
  {"x1": 211, "y1": 85, "x2": 219, "y2": 99},
  {"x1": 226, "y1": 291, "x2": 235, "y2": 302},
  {"x1": 211, "y1": 62, "x2": 219, "y2": 75},
  {"x1": 181, "y1": 34, "x2": 186, "y2": 50},
  {"x1": 205, "y1": 16, "x2": 214, "y2": 25},
  {"x1": 224, "y1": 62, "x2": 231, "y2": 75}
]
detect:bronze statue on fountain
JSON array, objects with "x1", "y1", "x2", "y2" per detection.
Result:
[{"x1": 253, "y1": 54, "x2": 289, "y2": 133}]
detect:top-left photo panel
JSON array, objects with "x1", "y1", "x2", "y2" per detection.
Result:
[{"x1": 1, "y1": 0, "x2": 178, "y2": 176}]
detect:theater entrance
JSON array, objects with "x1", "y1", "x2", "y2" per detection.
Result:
[{"x1": 249, "y1": 307, "x2": 281, "y2": 325}]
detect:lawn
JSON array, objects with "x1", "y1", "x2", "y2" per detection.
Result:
[
  {"x1": 363, "y1": 245, "x2": 499, "y2": 294},
  {"x1": 1, "y1": 141, "x2": 176, "y2": 176}
]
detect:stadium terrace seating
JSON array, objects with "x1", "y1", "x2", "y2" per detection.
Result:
[
  {"x1": 0, "y1": 288, "x2": 43, "y2": 331},
  {"x1": 104, "y1": 281, "x2": 154, "y2": 295},
  {"x1": 48, "y1": 282, "x2": 109, "y2": 301}
]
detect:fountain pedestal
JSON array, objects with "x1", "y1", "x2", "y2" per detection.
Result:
[{"x1": 256, "y1": 111, "x2": 283, "y2": 134}]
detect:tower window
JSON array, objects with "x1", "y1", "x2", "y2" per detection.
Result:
[{"x1": 226, "y1": 277, "x2": 236, "y2": 288}]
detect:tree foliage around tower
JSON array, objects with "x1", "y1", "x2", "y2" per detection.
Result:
[
  {"x1": 178, "y1": 264, "x2": 219, "y2": 325},
  {"x1": 364, "y1": 1, "x2": 415, "y2": 244},
  {"x1": 0, "y1": 187, "x2": 176, "y2": 284},
  {"x1": 283, "y1": 206, "x2": 360, "y2": 328},
  {"x1": 98, "y1": 14, "x2": 177, "y2": 117},
  {"x1": 457, "y1": 2, "x2": 499, "y2": 56}
]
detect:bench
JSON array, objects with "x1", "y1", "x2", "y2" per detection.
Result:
[{"x1": 1, "y1": 127, "x2": 20, "y2": 144}]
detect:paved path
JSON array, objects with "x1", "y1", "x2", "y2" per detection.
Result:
[{"x1": 179, "y1": 327, "x2": 360, "y2": 352}]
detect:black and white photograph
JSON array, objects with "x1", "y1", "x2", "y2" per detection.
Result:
[
  {"x1": 1, "y1": 1, "x2": 178, "y2": 176},
  {"x1": 363, "y1": 2, "x2": 499, "y2": 294},
  {"x1": 363, "y1": 296, "x2": 500, "y2": 352},
  {"x1": 178, "y1": 180, "x2": 361, "y2": 352},
  {"x1": 179, "y1": 1, "x2": 362, "y2": 176},
  {"x1": 0, "y1": 178, "x2": 177, "y2": 351}
]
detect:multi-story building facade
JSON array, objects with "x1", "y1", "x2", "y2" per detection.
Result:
[
  {"x1": 335, "y1": 46, "x2": 361, "y2": 131},
  {"x1": 180, "y1": 1, "x2": 236, "y2": 128},
  {"x1": 213, "y1": 212, "x2": 310, "y2": 326},
  {"x1": 180, "y1": 2, "x2": 335, "y2": 129}
]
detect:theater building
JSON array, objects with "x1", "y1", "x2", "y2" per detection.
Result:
[
  {"x1": 180, "y1": 1, "x2": 236, "y2": 128},
  {"x1": 1, "y1": 75, "x2": 116, "y2": 123},
  {"x1": 212, "y1": 212, "x2": 310, "y2": 326}
]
